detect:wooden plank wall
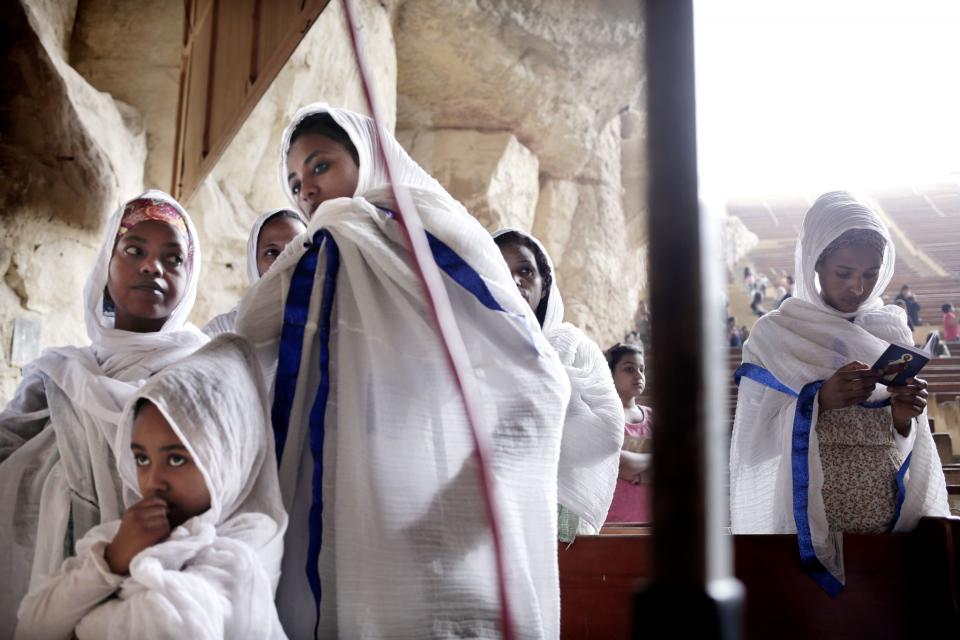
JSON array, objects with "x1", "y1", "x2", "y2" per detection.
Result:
[{"x1": 172, "y1": 0, "x2": 331, "y2": 201}]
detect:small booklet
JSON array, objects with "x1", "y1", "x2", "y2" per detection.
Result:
[{"x1": 871, "y1": 334, "x2": 935, "y2": 386}]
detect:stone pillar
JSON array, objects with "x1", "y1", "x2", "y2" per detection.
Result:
[
  {"x1": 400, "y1": 129, "x2": 540, "y2": 232},
  {"x1": 532, "y1": 114, "x2": 647, "y2": 347}
]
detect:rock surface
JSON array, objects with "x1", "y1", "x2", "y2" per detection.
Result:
[
  {"x1": 394, "y1": 0, "x2": 644, "y2": 180},
  {"x1": 399, "y1": 129, "x2": 540, "y2": 232}
]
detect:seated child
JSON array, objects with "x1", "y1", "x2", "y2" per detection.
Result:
[
  {"x1": 204, "y1": 209, "x2": 306, "y2": 336},
  {"x1": 16, "y1": 335, "x2": 287, "y2": 639}
]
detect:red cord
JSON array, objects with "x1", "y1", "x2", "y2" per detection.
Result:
[{"x1": 340, "y1": 1, "x2": 516, "y2": 638}]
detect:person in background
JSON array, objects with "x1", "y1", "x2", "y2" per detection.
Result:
[
  {"x1": 604, "y1": 343, "x2": 653, "y2": 524},
  {"x1": 895, "y1": 284, "x2": 922, "y2": 329},
  {"x1": 493, "y1": 229, "x2": 623, "y2": 542},
  {"x1": 750, "y1": 289, "x2": 766, "y2": 317},
  {"x1": 204, "y1": 209, "x2": 306, "y2": 337},
  {"x1": 727, "y1": 316, "x2": 742, "y2": 347},
  {"x1": 943, "y1": 303, "x2": 959, "y2": 342},
  {"x1": 757, "y1": 273, "x2": 769, "y2": 300},
  {"x1": 743, "y1": 266, "x2": 756, "y2": 295}
]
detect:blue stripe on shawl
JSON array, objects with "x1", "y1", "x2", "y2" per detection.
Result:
[{"x1": 270, "y1": 223, "x2": 526, "y2": 632}]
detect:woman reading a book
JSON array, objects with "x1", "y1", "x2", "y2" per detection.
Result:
[{"x1": 729, "y1": 191, "x2": 949, "y2": 596}]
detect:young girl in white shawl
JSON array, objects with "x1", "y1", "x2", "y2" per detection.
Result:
[
  {"x1": 236, "y1": 104, "x2": 569, "y2": 638},
  {"x1": 0, "y1": 190, "x2": 208, "y2": 636},
  {"x1": 730, "y1": 191, "x2": 949, "y2": 595},
  {"x1": 204, "y1": 209, "x2": 306, "y2": 337},
  {"x1": 16, "y1": 334, "x2": 288, "y2": 639},
  {"x1": 492, "y1": 229, "x2": 623, "y2": 540}
]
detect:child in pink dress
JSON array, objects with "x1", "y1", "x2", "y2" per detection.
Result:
[
  {"x1": 604, "y1": 343, "x2": 653, "y2": 524},
  {"x1": 943, "y1": 303, "x2": 959, "y2": 341}
]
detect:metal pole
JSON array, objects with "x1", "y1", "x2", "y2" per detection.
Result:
[{"x1": 635, "y1": 1, "x2": 743, "y2": 637}]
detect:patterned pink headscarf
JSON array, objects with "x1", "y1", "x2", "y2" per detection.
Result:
[{"x1": 116, "y1": 197, "x2": 195, "y2": 267}]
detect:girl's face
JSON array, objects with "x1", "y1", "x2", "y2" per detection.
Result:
[
  {"x1": 131, "y1": 402, "x2": 211, "y2": 529},
  {"x1": 256, "y1": 215, "x2": 306, "y2": 277},
  {"x1": 815, "y1": 244, "x2": 883, "y2": 313},
  {"x1": 107, "y1": 220, "x2": 189, "y2": 333},
  {"x1": 613, "y1": 353, "x2": 646, "y2": 402},
  {"x1": 498, "y1": 242, "x2": 545, "y2": 314},
  {"x1": 286, "y1": 133, "x2": 360, "y2": 219}
]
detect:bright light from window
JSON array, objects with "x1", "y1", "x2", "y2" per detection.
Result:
[{"x1": 694, "y1": 0, "x2": 960, "y2": 197}]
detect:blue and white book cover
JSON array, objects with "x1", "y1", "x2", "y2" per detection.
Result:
[{"x1": 872, "y1": 338, "x2": 932, "y2": 387}]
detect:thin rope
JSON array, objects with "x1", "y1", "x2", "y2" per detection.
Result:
[{"x1": 340, "y1": 1, "x2": 516, "y2": 638}]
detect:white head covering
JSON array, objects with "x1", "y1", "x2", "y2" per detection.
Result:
[
  {"x1": 730, "y1": 190, "x2": 948, "y2": 591},
  {"x1": 492, "y1": 228, "x2": 623, "y2": 534},
  {"x1": 278, "y1": 102, "x2": 450, "y2": 209},
  {"x1": 794, "y1": 191, "x2": 895, "y2": 315},
  {"x1": 491, "y1": 228, "x2": 564, "y2": 331},
  {"x1": 41, "y1": 335, "x2": 287, "y2": 639},
  {"x1": 238, "y1": 104, "x2": 569, "y2": 638},
  {"x1": 245, "y1": 208, "x2": 307, "y2": 285},
  {"x1": 116, "y1": 334, "x2": 286, "y2": 550},
  {"x1": 0, "y1": 191, "x2": 208, "y2": 635},
  {"x1": 84, "y1": 189, "x2": 206, "y2": 369},
  {"x1": 204, "y1": 208, "x2": 306, "y2": 338}
]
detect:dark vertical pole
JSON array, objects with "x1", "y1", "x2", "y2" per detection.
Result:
[{"x1": 635, "y1": 1, "x2": 743, "y2": 638}]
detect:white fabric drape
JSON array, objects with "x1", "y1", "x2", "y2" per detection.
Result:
[
  {"x1": 238, "y1": 103, "x2": 568, "y2": 638},
  {"x1": 16, "y1": 335, "x2": 288, "y2": 639},
  {"x1": 730, "y1": 191, "x2": 949, "y2": 586},
  {"x1": 492, "y1": 228, "x2": 623, "y2": 534},
  {"x1": 0, "y1": 190, "x2": 208, "y2": 637},
  {"x1": 204, "y1": 208, "x2": 304, "y2": 337}
]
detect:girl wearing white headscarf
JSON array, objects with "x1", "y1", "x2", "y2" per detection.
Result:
[
  {"x1": 492, "y1": 228, "x2": 623, "y2": 540},
  {"x1": 236, "y1": 103, "x2": 568, "y2": 638},
  {"x1": 204, "y1": 209, "x2": 306, "y2": 337},
  {"x1": 730, "y1": 191, "x2": 948, "y2": 595},
  {"x1": 0, "y1": 190, "x2": 208, "y2": 636},
  {"x1": 16, "y1": 334, "x2": 287, "y2": 639}
]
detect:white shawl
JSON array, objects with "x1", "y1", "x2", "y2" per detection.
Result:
[
  {"x1": 730, "y1": 191, "x2": 949, "y2": 591},
  {"x1": 204, "y1": 209, "x2": 304, "y2": 338},
  {"x1": 492, "y1": 228, "x2": 623, "y2": 534},
  {"x1": 0, "y1": 190, "x2": 208, "y2": 637},
  {"x1": 237, "y1": 103, "x2": 568, "y2": 639},
  {"x1": 16, "y1": 335, "x2": 287, "y2": 639}
]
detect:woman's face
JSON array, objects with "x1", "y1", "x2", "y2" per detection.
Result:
[
  {"x1": 107, "y1": 220, "x2": 189, "y2": 333},
  {"x1": 286, "y1": 133, "x2": 360, "y2": 219},
  {"x1": 613, "y1": 353, "x2": 646, "y2": 402},
  {"x1": 815, "y1": 244, "x2": 883, "y2": 313},
  {"x1": 131, "y1": 402, "x2": 211, "y2": 529},
  {"x1": 498, "y1": 242, "x2": 545, "y2": 314},
  {"x1": 256, "y1": 215, "x2": 306, "y2": 277}
]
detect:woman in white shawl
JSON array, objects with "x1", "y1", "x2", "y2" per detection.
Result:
[
  {"x1": 204, "y1": 209, "x2": 306, "y2": 337},
  {"x1": 236, "y1": 103, "x2": 568, "y2": 638},
  {"x1": 16, "y1": 334, "x2": 288, "y2": 639},
  {"x1": 0, "y1": 190, "x2": 208, "y2": 636},
  {"x1": 730, "y1": 191, "x2": 948, "y2": 595},
  {"x1": 492, "y1": 228, "x2": 623, "y2": 540}
]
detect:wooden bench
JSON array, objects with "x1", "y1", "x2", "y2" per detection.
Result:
[{"x1": 559, "y1": 517, "x2": 960, "y2": 639}]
